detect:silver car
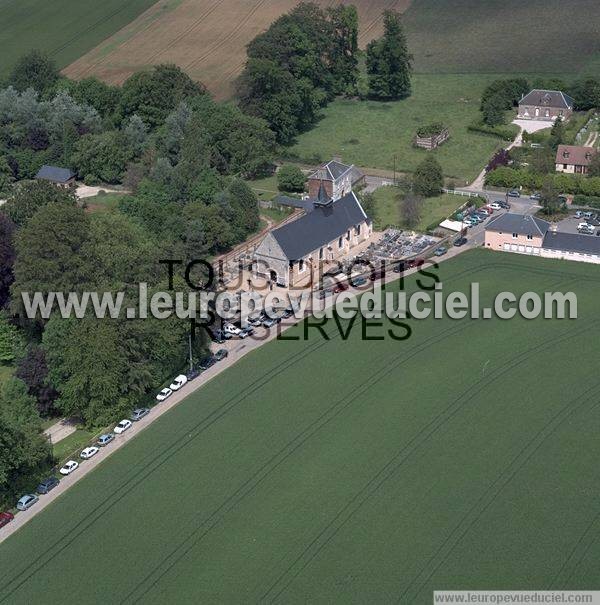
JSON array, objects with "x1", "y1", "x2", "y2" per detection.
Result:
[
  {"x1": 130, "y1": 408, "x2": 150, "y2": 422},
  {"x1": 97, "y1": 433, "x2": 114, "y2": 447},
  {"x1": 16, "y1": 494, "x2": 39, "y2": 511}
]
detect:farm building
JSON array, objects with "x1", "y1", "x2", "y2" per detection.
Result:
[
  {"x1": 517, "y1": 89, "x2": 574, "y2": 121},
  {"x1": 307, "y1": 158, "x2": 364, "y2": 201},
  {"x1": 35, "y1": 165, "x2": 76, "y2": 187},
  {"x1": 253, "y1": 187, "x2": 371, "y2": 287},
  {"x1": 555, "y1": 145, "x2": 597, "y2": 174},
  {"x1": 484, "y1": 213, "x2": 550, "y2": 255}
]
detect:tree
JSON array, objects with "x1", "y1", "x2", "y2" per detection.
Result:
[
  {"x1": 567, "y1": 78, "x2": 600, "y2": 111},
  {"x1": 3, "y1": 180, "x2": 77, "y2": 227},
  {"x1": 400, "y1": 193, "x2": 423, "y2": 229},
  {"x1": 123, "y1": 114, "x2": 148, "y2": 156},
  {"x1": 0, "y1": 214, "x2": 16, "y2": 309},
  {"x1": 277, "y1": 165, "x2": 306, "y2": 192},
  {"x1": 588, "y1": 151, "x2": 600, "y2": 178},
  {"x1": 15, "y1": 345, "x2": 58, "y2": 416},
  {"x1": 72, "y1": 130, "x2": 135, "y2": 184},
  {"x1": 228, "y1": 178, "x2": 260, "y2": 236},
  {"x1": 12, "y1": 203, "x2": 92, "y2": 313},
  {"x1": 0, "y1": 312, "x2": 23, "y2": 363},
  {"x1": 481, "y1": 97, "x2": 506, "y2": 126},
  {"x1": 413, "y1": 155, "x2": 443, "y2": 197},
  {"x1": 0, "y1": 377, "x2": 52, "y2": 507},
  {"x1": 366, "y1": 10, "x2": 412, "y2": 100},
  {"x1": 548, "y1": 117, "x2": 565, "y2": 151},
  {"x1": 8, "y1": 50, "x2": 59, "y2": 95},
  {"x1": 539, "y1": 176, "x2": 562, "y2": 216},
  {"x1": 59, "y1": 76, "x2": 122, "y2": 118},
  {"x1": 119, "y1": 64, "x2": 206, "y2": 129},
  {"x1": 327, "y1": 5, "x2": 359, "y2": 95},
  {"x1": 0, "y1": 156, "x2": 15, "y2": 196}
]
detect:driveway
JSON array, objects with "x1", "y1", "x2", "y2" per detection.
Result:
[
  {"x1": 44, "y1": 418, "x2": 78, "y2": 444},
  {"x1": 512, "y1": 119, "x2": 553, "y2": 134}
]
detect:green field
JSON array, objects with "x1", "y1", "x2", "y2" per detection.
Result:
[
  {"x1": 288, "y1": 74, "x2": 513, "y2": 182},
  {"x1": 371, "y1": 188, "x2": 466, "y2": 231},
  {"x1": 0, "y1": 0, "x2": 158, "y2": 76},
  {"x1": 404, "y1": 0, "x2": 600, "y2": 75},
  {"x1": 1, "y1": 250, "x2": 599, "y2": 603}
]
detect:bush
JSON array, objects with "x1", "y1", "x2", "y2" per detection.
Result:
[
  {"x1": 277, "y1": 165, "x2": 306, "y2": 193},
  {"x1": 573, "y1": 194, "x2": 600, "y2": 209},
  {"x1": 416, "y1": 122, "x2": 446, "y2": 137}
]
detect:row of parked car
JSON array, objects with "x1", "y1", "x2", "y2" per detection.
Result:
[
  {"x1": 5, "y1": 369, "x2": 208, "y2": 521},
  {"x1": 210, "y1": 312, "x2": 295, "y2": 343},
  {"x1": 574, "y1": 210, "x2": 600, "y2": 235},
  {"x1": 462, "y1": 200, "x2": 510, "y2": 228}
]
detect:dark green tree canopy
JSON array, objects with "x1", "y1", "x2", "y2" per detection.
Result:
[
  {"x1": 366, "y1": 10, "x2": 412, "y2": 100},
  {"x1": 413, "y1": 155, "x2": 443, "y2": 197},
  {"x1": 7, "y1": 50, "x2": 59, "y2": 95}
]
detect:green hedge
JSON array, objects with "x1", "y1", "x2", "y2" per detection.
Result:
[
  {"x1": 467, "y1": 121, "x2": 518, "y2": 141},
  {"x1": 573, "y1": 194, "x2": 600, "y2": 209},
  {"x1": 485, "y1": 166, "x2": 600, "y2": 196}
]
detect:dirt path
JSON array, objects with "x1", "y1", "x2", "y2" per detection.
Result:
[{"x1": 43, "y1": 419, "x2": 78, "y2": 444}]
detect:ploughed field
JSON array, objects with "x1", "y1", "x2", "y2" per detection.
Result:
[{"x1": 1, "y1": 250, "x2": 599, "y2": 603}]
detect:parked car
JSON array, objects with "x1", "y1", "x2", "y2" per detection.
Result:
[
  {"x1": 507, "y1": 190, "x2": 521, "y2": 198},
  {"x1": 223, "y1": 323, "x2": 241, "y2": 337},
  {"x1": 247, "y1": 315, "x2": 263, "y2": 327},
  {"x1": 574, "y1": 210, "x2": 584, "y2": 219},
  {"x1": 477, "y1": 208, "x2": 490, "y2": 216},
  {"x1": 281, "y1": 307, "x2": 294, "y2": 319},
  {"x1": 393, "y1": 262, "x2": 405, "y2": 273},
  {"x1": 36, "y1": 476, "x2": 59, "y2": 495},
  {"x1": 587, "y1": 218, "x2": 600, "y2": 227},
  {"x1": 499, "y1": 201, "x2": 511, "y2": 210},
  {"x1": 578, "y1": 225, "x2": 595, "y2": 235},
  {"x1": 333, "y1": 281, "x2": 349, "y2": 292},
  {"x1": 351, "y1": 276, "x2": 368, "y2": 287},
  {"x1": 130, "y1": 408, "x2": 150, "y2": 422},
  {"x1": 0, "y1": 511, "x2": 14, "y2": 528},
  {"x1": 530, "y1": 192, "x2": 541, "y2": 200},
  {"x1": 97, "y1": 433, "x2": 115, "y2": 447},
  {"x1": 80, "y1": 446, "x2": 99, "y2": 460},
  {"x1": 262, "y1": 317, "x2": 278, "y2": 328},
  {"x1": 156, "y1": 387, "x2": 172, "y2": 402},
  {"x1": 214, "y1": 349, "x2": 228, "y2": 361},
  {"x1": 16, "y1": 494, "x2": 38, "y2": 511},
  {"x1": 434, "y1": 247, "x2": 447, "y2": 256},
  {"x1": 210, "y1": 328, "x2": 230, "y2": 343},
  {"x1": 114, "y1": 419, "x2": 132, "y2": 434},
  {"x1": 583, "y1": 211, "x2": 594, "y2": 219},
  {"x1": 169, "y1": 374, "x2": 188, "y2": 391},
  {"x1": 237, "y1": 326, "x2": 254, "y2": 339},
  {"x1": 489, "y1": 202, "x2": 503, "y2": 210},
  {"x1": 186, "y1": 368, "x2": 201, "y2": 381},
  {"x1": 454, "y1": 237, "x2": 468, "y2": 247},
  {"x1": 199, "y1": 356, "x2": 216, "y2": 371},
  {"x1": 59, "y1": 460, "x2": 79, "y2": 475}
]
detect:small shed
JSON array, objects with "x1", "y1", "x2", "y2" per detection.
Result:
[
  {"x1": 35, "y1": 165, "x2": 76, "y2": 187},
  {"x1": 414, "y1": 125, "x2": 450, "y2": 150}
]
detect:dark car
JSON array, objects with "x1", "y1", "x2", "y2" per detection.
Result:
[
  {"x1": 36, "y1": 476, "x2": 60, "y2": 495},
  {"x1": 186, "y1": 368, "x2": 201, "y2": 381},
  {"x1": 393, "y1": 262, "x2": 405, "y2": 274},
  {"x1": 199, "y1": 356, "x2": 216, "y2": 371},
  {"x1": 406, "y1": 258, "x2": 424, "y2": 269},
  {"x1": 499, "y1": 201, "x2": 511, "y2": 210},
  {"x1": 214, "y1": 349, "x2": 228, "y2": 361},
  {"x1": 370, "y1": 268, "x2": 385, "y2": 282},
  {"x1": 332, "y1": 282, "x2": 349, "y2": 293},
  {"x1": 131, "y1": 408, "x2": 150, "y2": 422},
  {"x1": 0, "y1": 511, "x2": 14, "y2": 528},
  {"x1": 210, "y1": 328, "x2": 230, "y2": 344},
  {"x1": 454, "y1": 237, "x2": 468, "y2": 247},
  {"x1": 507, "y1": 190, "x2": 521, "y2": 198}
]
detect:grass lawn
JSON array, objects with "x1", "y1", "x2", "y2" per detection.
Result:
[
  {"x1": 83, "y1": 192, "x2": 129, "y2": 213},
  {"x1": 51, "y1": 429, "x2": 95, "y2": 464},
  {"x1": 371, "y1": 187, "x2": 467, "y2": 231},
  {"x1": 245, "y1": 175, "x2": 280, "y2": 203},
  {"x1": 259, "y1": 204, "x2": 294, "y2": 225},
  {"x1": 288, "y1": 74, "x2": 517, "y2": 182},
  {"x1": 0, "y1": 0, "x2": 158, "y2": 76},
  {"x1": 1, "y1": 250, "x2": 600, "y2": 603}
]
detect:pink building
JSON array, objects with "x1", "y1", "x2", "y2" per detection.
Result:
[{"x1": 485, "y1": 213, "x2": 550, "y2": 256}]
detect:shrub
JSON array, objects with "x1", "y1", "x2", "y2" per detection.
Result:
[
  {"x1": 416, "y1": 122, "x2": 446, "y2": 137},
  {"x1": 276, "y1": 165, "x2": 306, "y2": 193},
  {"x1": 468, "y1": 121, "x2": 517, "y2": 141}
]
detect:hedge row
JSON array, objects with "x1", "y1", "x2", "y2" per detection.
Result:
[
  {"x1": 467, "y1": 121, "x2": 517, "y2": 141},
  {"x1": 485, "y1": 166, "x2": 600, "y2": 196}
]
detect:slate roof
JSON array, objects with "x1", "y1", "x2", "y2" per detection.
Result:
[
  {"x1": 519, "y1": 89, "x2": 574, "y2": 109},
  {"x1": 35, "y1": 165, "x2": 75, "y2": 183},
  {"x1": 542, "y1": 231, "x2": 600, "y2": 255},
  {"x1": 270, "y1": 191, "x2": 368, "y2": 260},
  {"x1": 274, "y1": 195, "x2": 315, "y2": 212},
  {"x1": 486, "y1": 213, "x2": 550, "y2": 237},
  {"x1": 309, "y1": 159, "x2": 363, "y2": 183},
  {"x1": 555, "y1": 145, "x2": 597, "y2": 166}
]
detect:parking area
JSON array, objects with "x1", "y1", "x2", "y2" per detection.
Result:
[
  {"x1": 358, "y1": 229, "x2": 441, "y2": 262},
  {"x1": 553, "y1": 210, "x2": 600, "y2": 236}
]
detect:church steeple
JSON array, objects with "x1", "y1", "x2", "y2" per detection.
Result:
[{"x1": 314, "y1": 180, "x2": 332, "y2": 206}]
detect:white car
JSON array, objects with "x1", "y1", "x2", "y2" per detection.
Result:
[
  {"x1": 156, "y1": 387, "x2": 173, "y2": 402},
  {"x1": 223, "y1": 322, "x2": 241, "y2": 336},
  {"x1": 80, "y1": 446, "x2": 99, "y2": 460},
  {"x1": 59, "y1": 460, "x2": 79, "y2": 475},
  {"x1": 489, "y1": 202, "x2": 503, "y2": 210},
  {"x1": 114, "y1": 419, "x2": 132, "y2": 434},
  {"x1": 169, "y1": 374, "x2": 188, "y2": 391}
]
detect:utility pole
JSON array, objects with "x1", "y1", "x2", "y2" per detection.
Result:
[
  {"x1": 393, "y1": 154, "x2": 397, "y2": 186},
  {"x1": 188, "y1": 330, "x2": 194, "y2": 374}
]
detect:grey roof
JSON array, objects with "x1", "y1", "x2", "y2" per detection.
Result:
[
  {"x1": 274, "y1": 195, "x2": 315, "y2": 212},
  {"x1": 35, "y1": 165, "x2": 75, "y2": 183},
  {"x1": 271, "y1": 191, "x2": 368, "y2": 260},
  {"x1": 542, "y1": 231, "x2": 600, "y2": 255},
  {"x1": 519, "y1": 89, "x2": 574, "y2": 109},
  {"x1": 486, "y1": 213, "x2": 550, "y2": 237},
  {"x1": 309, "y1": 159, "x2": 362, "y2": 183}
]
